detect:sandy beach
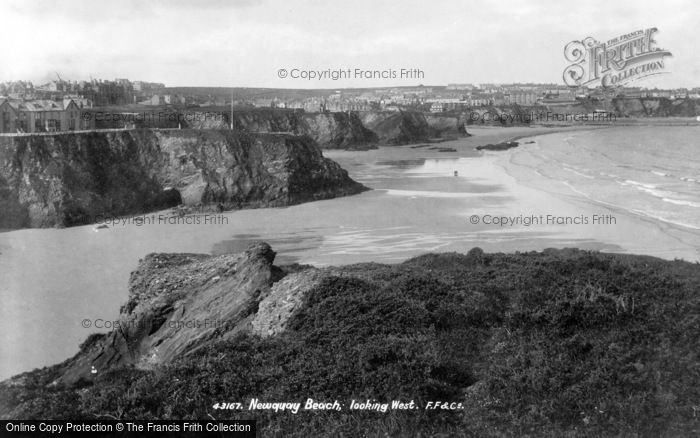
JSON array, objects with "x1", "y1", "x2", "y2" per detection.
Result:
[{"x1": 487, "y1": 127, "x2": 700, "y2": 262}]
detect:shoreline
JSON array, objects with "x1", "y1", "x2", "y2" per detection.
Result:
[
  {"x1": 482, "y1": 127, "x2": 700, "y2": 262},
  {"x1": 466, "y1": 124, "x2": 610, "y2": 146}
]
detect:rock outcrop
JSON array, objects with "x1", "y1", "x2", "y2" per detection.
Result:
[
  {"x1": 610, "y1": 97, "x2": 700, "y2": 117},
  {"x1": 476, "y1": 141, "x2": 519, "y2": 151},
  {"x1": 3, "y1": 244, "x2": 700, "y2": 436},
  {"x1": 90, "y1": 108, "x2": 473, "y2": 149},
  {"x1": 424, "y1": 114, "x2": 470, "y2": 137},
  {"x1": 0, "y1": 130, "x2": 367, "y2": 228},
  {"x1": 358, "y1": 110, "x2": 438, "y2": 145},
  {"x1": 50, "y1": 242, "x2": 322, "y2": 385},
  {"x1": 95, "y1": 108, "x2": 379, "y2": 150},
  {"x1": 194, "y1": 109, "x2": 451, "y2": 146},
  {"x1": 546, "y1": 97, "x2": 700, "y2": 118},
  {"x1": 300, "y1": 112, "x2": 378, "y2": 150},
  {"x1": 226, "y1": 109, "x2": 377, "y2": 149},
  {"x1": 459, "y1": 98, "x2": 700, "y2": 123}
]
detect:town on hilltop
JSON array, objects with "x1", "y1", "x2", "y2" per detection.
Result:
[{"x1": 2, "y1": 77, "x2": 700, "y2": 134}]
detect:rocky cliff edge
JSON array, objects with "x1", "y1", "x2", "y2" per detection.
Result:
[
  {"x1": 0, "y1": 130, "x2": 368, "y2": 228},
  {"x1": 50, "y1": 242, "x2": 322, "y2": 385}
]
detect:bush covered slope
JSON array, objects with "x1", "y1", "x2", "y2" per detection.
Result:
[{"x1": 2, "y1": 247, "x2": 699, "y2": 437}]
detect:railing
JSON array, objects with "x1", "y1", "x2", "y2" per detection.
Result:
[{"x1": 0, "y1": 127, "x2": 184, "y2": 137}]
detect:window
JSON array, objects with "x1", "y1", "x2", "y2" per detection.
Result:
[{"x1": 1, "y1": 111, "x2": 10, "y2": 132}]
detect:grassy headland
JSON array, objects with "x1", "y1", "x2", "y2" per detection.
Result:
[{"x1": 2, "y1": 247, "x2": 699, "y2": 437}]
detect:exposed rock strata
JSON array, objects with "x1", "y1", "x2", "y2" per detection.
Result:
[
  {"x1": 91, "y1": 108, "x2": 467, "y2": 149},
  {"x1": 48, "y1": 242, "x2": 322, "y2": 384},
  {"x1": 358, "y1": 110, "x2": 437, "y2": 145},
  {"x1": 0, "y1": 130, "x2": 367, "y2": 228}
]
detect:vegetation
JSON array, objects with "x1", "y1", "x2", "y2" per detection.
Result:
[{"x1": 2, "y1": 248, "x2": 699, "y2": 437}]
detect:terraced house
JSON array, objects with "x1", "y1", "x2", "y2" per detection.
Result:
[{"x1": 0, "y1": 98, "x2": 90, "y2": 133}]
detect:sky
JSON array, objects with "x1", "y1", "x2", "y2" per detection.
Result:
[{"x1": 1, "y1": 0, "x2": 699, "y2": 89}]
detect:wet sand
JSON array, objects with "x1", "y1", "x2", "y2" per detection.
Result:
[{"x1": 489, "y1": 129, "x2": 700, "y2": 262}]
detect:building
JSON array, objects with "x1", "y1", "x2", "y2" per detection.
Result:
[
  {"x1": 426, "y1": 98, "x2": 470, "y2": 111},
  {"x1": 0, "y1": 99, "x2": 89, "y2": 133},
  {"x1": 141, "y1": 94, "x2": 178, "y2": 106},
  {"x1": 505, "y1": 92, "x2": 538, "y2": 105},
  {"x1": 430, "y1": 102, "x2": 445, "y2": 113},
  {"x1": 446, "y1": 83, "x2": 476, "y2": 91},
  {"x1": 0, "y1": 100, "x2": 18, "y2": 133}
]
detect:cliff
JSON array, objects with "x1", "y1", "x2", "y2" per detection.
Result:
[
  {"x1": 301, "y1": 112, "x2": 378, "y2": 149},
  {"x1": 206, "y1": 109, "x2": 378, "y2": 150},
  {"x1": 2, "y1": 244, "x2": 699, "y2": 436},
  {"x1": 0, "y1": 130, "x2": 367, "y2": 228},
  {"x1": 358, "y1": 110, "x2": 438, "y2": 145},
  {"x1": 547, "y1": 97, "x2": 700, "y2": 118},
  {"x1": 208, "y1": 109, "x2": 452, "y2": 146},
  {"x1": 91, "y1": 108, "x2": 469, "y2": 148},
  {"x1": 95, "y1": 108, "x2": 379, "y2": 150},
  {"x1": 47, "y1": 242, "x2": 322, "y2": 384},
  {"x1": 610, "y1": 97, "x2": 700, "y2": 117},
  {"x1": 423, "y1": 113, "x2": 470, "y2": 137},
  {"x1": 480, "y1": 98, "x2": 700, "y2": 121}
]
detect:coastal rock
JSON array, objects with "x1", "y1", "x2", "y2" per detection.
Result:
[
  {"x1": 251, "y1": 269, "x2": 324, "y2": 337},
  {"x1": 91, "y1": 107, "x2": 471, "y2": 149},
  {"x1": 301, "y1": 112, "x2": 377, "y2": 150},
  {"x1": 475, "y1": 141, "x2": 519, "y2": 151},
  {"x1": 211, "y1": 109, "x2": 378, "y2": 149},
  {"x1": 3, "y1": 244, "x2": 700, "y2": 435},
  {"x1": 49, "y1": 242, "x2": 325, "y2": 385},
  {"x1": 609, "y1": 97, "x2": 700, "y2": 117},
  {"x1": 121, "y1": 108, "x2": 379, "y2": 150},
  {"x1": 424, "y1": 114, "x2": 471, "y2": 137},
  {"x1": 54, "y1": 242, "x2": 291, "y2": 384},
  {"x1": 0, "y1": 130, "x2": 367, "y2": 228},
  {"x1": 358, "y1": 110, "x2": 437, "y2": 145}
]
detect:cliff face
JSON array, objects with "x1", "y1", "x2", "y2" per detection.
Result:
[
  {"x1": 300, "y1": 112, "x2": 378, "y2": 149},
  {"x1": 100, "y1": 108, "x2": 379, "y2": 150},
  {"x1": 195, "y1": 109, "x2": 445, "y2": 146},
  {"x1": 92, "y1": 108, "x2": 466, "y2": 148},
  {"x1": 0, "y1": 130, "x2": 367, "y2": 228},
  {"x1": 227, "y1": 109, "x2": 378, "y2": 150},
  {"x1": 610, "y1": 98, "x2": 700, "y2": 117},
  {"x1": 424, "y1": 114, "x2": 470, "y2": 136},
  {"x1": 481, "y1": 98, "x2": 700, "y2": 120},
  {"x1": 51, "y1": 242, "x2": 322, "y2": 385},
  {"x1": 359, "y1": 110, "x2": 438, "y2": 145},
  {"x1": 527, "y1": 98, "x2": 700, "y2": 118}
]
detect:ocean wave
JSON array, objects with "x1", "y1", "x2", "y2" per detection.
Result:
[
  {"x1": 621, "y1": 180, "x2": 675, "y2": 198},
  {"x1": 563, "y1": 165, "x2": 595, "y2": 179},
  {"x1": 662, "y1": 198, "x2": 700, "y2": 208},
  {"x1": 562, "y1": 181, "x2": 700, "y2": 230},
  {"x1": 623, "y1": 179, "x2": 657, "y2": 190},
  {"x1": 629, "y1": 208, "x2": 700, "y2": 230},
  {"x1": 384, "y1": 189, "x2": 496, "y2": 198}
]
